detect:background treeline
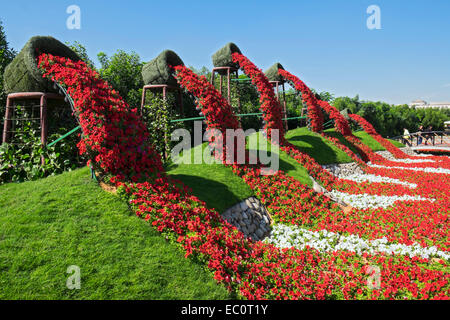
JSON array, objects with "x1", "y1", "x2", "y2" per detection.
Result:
[
  {"x1": 1, "y1": 18, "x2": 449, "y2": 148},
  {"x1": 332, "y1": 95, "x2": 450, "y2": 137}
]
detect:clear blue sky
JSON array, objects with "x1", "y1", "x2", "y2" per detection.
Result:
[{"x1": 1, "y1": 0, "x2": 449, "y2": 104}]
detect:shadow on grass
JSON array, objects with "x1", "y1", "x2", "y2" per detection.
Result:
[
  {"x1": 169, "y1": 174, "x2": 241, "y2": 213},
  {"x1": 287, "y1": 134, "x2": 340, "y2": 164},
  {"x1": 247, "y1": 149, "x2": 297, "y2": 173},
  {"x1": 324, "y1": 131, "x2": 364, "y2": 158}
]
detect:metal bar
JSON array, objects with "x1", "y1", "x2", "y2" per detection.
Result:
[
  {"x1": 140, "y1": 87, "x2": 147, "y2": 115},
  {"x1": 178, "y1": 88, "x2": 183, "y2": 115},
  {"x1": 227, "y1": 67, "x2": 231, "y2": 103},
  {"x1": 235, "y1": 70, "x2": 241, "y2": 113},
  {"x1": 40, "y1": 95, "x2": 47, "y2": 165},
  {"x1": 6, "y1": 118, "x2": 41, "y2": 121},
  {"x1": 46, "y1": 126, "x2": 81, "y2": 148},
  {"x1": 40, "y1": 95, "x2": 48, "y2": 146},
  {"x1": 2, "y1": 96, "x2": 12, "y2": 143},
  {"x1": 7, "y1": 92, "x2": 64, "y2": 100}
]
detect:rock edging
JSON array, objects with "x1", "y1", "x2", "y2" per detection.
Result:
[{"x1": 221, "y1": 197, "x2": 272, "y2": 241}]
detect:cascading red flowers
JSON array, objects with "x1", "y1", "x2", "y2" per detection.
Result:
[
  {"x1": 37, "y1": 53, "x2": 449, "y2": 300},
  {"x1": 172, "y1": 64, "x2": 241, "y2": 162},
  {"x1": 38, "y1": 53, "x2": 164, "y2": 182},
  {"x1": 277, "y1": 69, "x2": 324, "y2": 132},
  {"x1": 278, "y1": 69, "x2": 354, "y2": 135},
  {"x1": 231, "y1": 52, "x2": 285, "y2": 144}
]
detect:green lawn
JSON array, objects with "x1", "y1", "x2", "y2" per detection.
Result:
[
  {"x1": 248, "y1": 132, "x2": 313, "y2": 186},
  {"x1": 285, "y1": 127, "x2": 354, "y2": 164},
  {"x1": 0, "y1": 167, "x2": 231, "y2": 300},
  {"x1": 353, "y1": 130, "x2": 404, "y2": 151}
]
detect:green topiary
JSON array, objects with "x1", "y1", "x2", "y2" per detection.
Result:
[
  {"x1": 211, "y1": 42, "x2": 241, "y2": 74},
  {"x1": 264, "y1": 62, "x2": 285, "y2": 82},
  {"x1": 141, "y1": 50, "x2": 184, "y2": 87},
  {"x1": 3, "y1": 36, "x2": 80, "y2": 94}
]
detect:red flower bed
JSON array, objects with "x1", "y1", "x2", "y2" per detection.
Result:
[{"x1": 38, "y1": 53, "x2": 449, "y2": 300}]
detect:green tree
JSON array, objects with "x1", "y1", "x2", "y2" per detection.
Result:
[
  {"x1": 0, "y1": 20, "x2": 17, "y2": 141},
  {"x1": 97, "y1": 50, "x2": 144, "y2": 109},
  {"x1": 65, "y1": 41, "x2": 95, "y2": 69}
]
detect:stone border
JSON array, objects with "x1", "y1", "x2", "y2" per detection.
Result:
[{"x1": 221, "y1": 197, "x2": 272, "y2": 241}]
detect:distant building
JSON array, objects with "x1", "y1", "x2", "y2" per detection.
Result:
[{"x1": 409, "y1": 100, "x2": 450, "y2": 109}]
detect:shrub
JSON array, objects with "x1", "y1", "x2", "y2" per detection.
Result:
[
  {"x1": 97, "y1": 50, "x2": 144, "y2": 109},
  {"x1": 142, "y1": 94, "x2": 181, "y2": 162},
  {"x1": 0, "y1": 105, "x2": 84, "y2": 184}
]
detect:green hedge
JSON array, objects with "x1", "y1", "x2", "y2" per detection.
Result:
[
  {"x1": 3, "y1": 36, "x2": 80, "y2": 94},
  {"x1": 211, "y1": 42, "x2": 241, "y2": 74},
  {"x1": 142, "y1": 50, "x2": 184, "y2": 86},
  {"x1": 264, "y1": 62, "x2": 285, "y2": 82}
]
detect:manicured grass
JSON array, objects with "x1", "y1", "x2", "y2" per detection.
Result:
[
  {"x1": 389, "y1": 139, "x2": 406, "y2": 148},
  {"x1": 352, "y1": 130, "x2": 386, "y2": 151},
  {"x1": 285, "y1": 127, "x2": 354, "y2": 164},
  {"x1": 167, "y1": 143, "x2": 254, "y2": 213},
  {"x1": 0, "y1": 167, "x2": 231, "y2": 300},
  {"x1": 323, "y1": 129, "x2": 366, "y2": 157},
  {"x1": 248, "y1": 132, "x2": 313, "y2": 186}
]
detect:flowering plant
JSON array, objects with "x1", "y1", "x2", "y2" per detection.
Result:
[
  {"x1": 37, "y1": 53, "x2": 449, "y2": 300},
  {"x1": 38, "y1": 54, "x2": 163, "y2": 182},
  {"x1": 232, "y1": 52, "x2": 285, "y2": 143}
]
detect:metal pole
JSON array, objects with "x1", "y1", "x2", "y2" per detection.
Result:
[
  {"x1": 282, "y1": 82, "x2": 288, "y2": 131},
  {"x1": 210, "y1": 69, "x2": 216, "y2": 85},
  {"x1": 40, "y1": 94, "x2": 48, "y2": 146},
  {"x1": 2, "y1": 96, "x2": 12, "y2": 143},
  {"x1": 227, "y1": 67, "x2": 231, "y2": 103},
  {"x1": 178, "y1": 88, "x2": 183, "y2": 115},
  {"x1": 162, "y1": 86, "x2": 167, "y2": 101},
  {"x1": 40, "y1": 94, "x2": 48, "y2": 166},
  {"x1": 140, "y1": 87, "x2": 147, "y2": 115},
  {"x1": 235, "y1": 70, "x2": 241, "y2": 112}
]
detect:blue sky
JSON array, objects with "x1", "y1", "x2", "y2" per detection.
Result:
[{"x1": 1, "y1": 0, "x2": 449, "y2": 104}]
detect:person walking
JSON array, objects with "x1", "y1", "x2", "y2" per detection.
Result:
[
  {"x1": 403, "y1": 128, "x2": 412, "y2": 146},
  {"x1": 424, "y1": 125, "x2": 433, "y2": 145},
  {"x1": 417, "y1": 125, "x2": 424, "y2": 145}
]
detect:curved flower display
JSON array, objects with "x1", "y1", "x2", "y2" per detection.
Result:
[
  {"x1": 278, "y1": 69, "x2": 352, "y2": 136},
  {"x1": 37, "y1": 53, "x2": 449, "y2": 300},
  {"x1": 38, "y1": 53, "x2": 164, "y2": 182},
  {"x1": 231, "y1": 52, "x2": 285, "y2": 143},
  {"x1": 172, "y1": 64, "x2": 241, "y2": 162},
  {"x1": 277, "y1": 69, "x2": 324, "y2": 132}
]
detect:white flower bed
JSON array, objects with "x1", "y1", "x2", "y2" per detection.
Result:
[
  {"x1": 329, "y1": 190, "x2": 434, "y2": 209},
  {"x1": 388, "y1": 158, "x2": 435, "y2": 164},
  {"x1": 369, "y1": 163, "x2": 450, "y2": 175},
  {"x1": 339, "y1": 173, "x2": 417, "y2": 189},
  {"x1": 264, "y1": 224, "x2": 450, "y2": 261}
]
